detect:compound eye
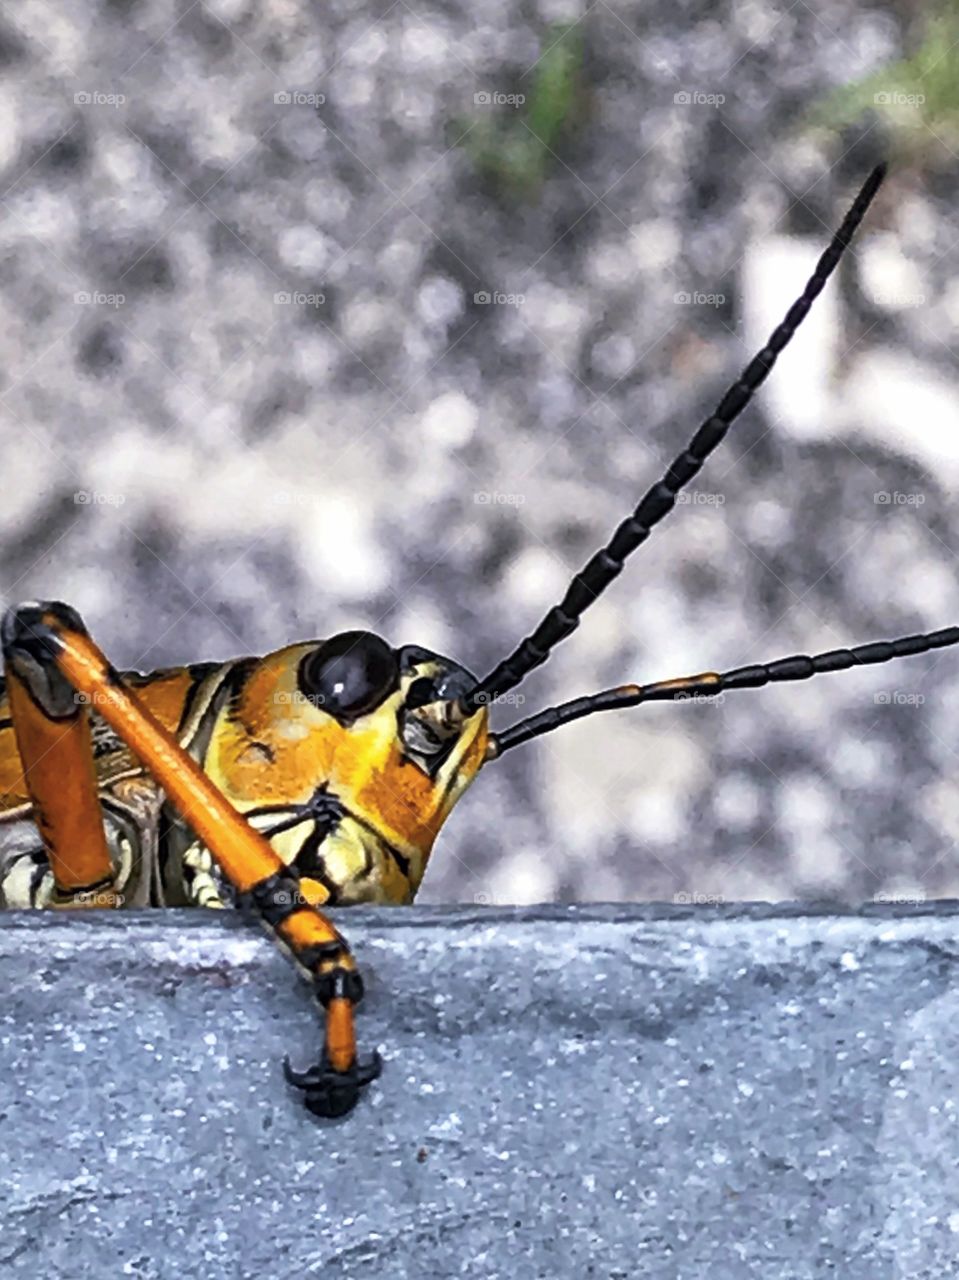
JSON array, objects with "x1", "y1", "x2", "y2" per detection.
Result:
[{"x1": 298, "y1": 631, "x2": 399, "y2": 721}]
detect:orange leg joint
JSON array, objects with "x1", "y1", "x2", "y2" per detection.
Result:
[
  {"x1": 1, "y1": 601, "x2": 380, "y2": 1117},
  {"x1": 2, "y1": 631, "x2": 118, "y2": 907}
]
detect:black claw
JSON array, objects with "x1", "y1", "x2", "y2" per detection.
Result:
[{"x1": 283, "y1": 1050, "x2": 382, "y2": 1119}]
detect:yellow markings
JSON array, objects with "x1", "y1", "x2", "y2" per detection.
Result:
[
  {"x1": 205, "y1": 647, "x2": 490, "y2": 902},
  {"x1": 125, "y1": 668, "x2": 196, "y2": 735},
  {"x1": 53, "y1": 626, "x2": 291, "y2": 896},
  {"x1": 2, "y1": 627, "x2": 494, "y2": 910},
  {"x1": 653, "y1": 671, "x2": 721, "y2": 693},
  {"x1": 298, "y1": 877, "x2": 331, "y2": 908}
]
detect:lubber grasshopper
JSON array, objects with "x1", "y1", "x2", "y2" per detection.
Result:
[{"x1": 1, "y1": 162, "x2": 955, "y2": 1118}]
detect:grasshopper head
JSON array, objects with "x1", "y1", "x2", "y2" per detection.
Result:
[{"x1": 206, "y1": 632, "x2": 489, "y2": 896}]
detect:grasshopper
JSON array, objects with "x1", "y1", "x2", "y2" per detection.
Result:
[{"x1": 1, "y1": 163, "x2": 951, "y2": 1117}]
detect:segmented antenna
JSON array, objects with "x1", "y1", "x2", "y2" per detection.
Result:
[
  {"x1": 489, "y1": 625, "x2": 959, "y2": 755},
  {"x1": 463, "y1": 163, "x2": 887, "y2": 714}
]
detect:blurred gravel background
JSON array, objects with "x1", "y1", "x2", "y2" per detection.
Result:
[{"x1": 1, "y1": 0, "x2": 958, "y2": 906}]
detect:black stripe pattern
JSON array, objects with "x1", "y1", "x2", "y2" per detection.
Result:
[
  {"x1": 492, "y1": 626, "x2": 959, "y2": 754},
  {"x1": 464, "y1": 164, "x2": 888, "y2": 713}
]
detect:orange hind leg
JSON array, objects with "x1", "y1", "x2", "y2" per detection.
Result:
[
  {"x1": 2, "y1": 604, "x2": 118, "y2": 907},
  {"x1": 1, "y1": 601, "x2": 380, "y2": 1117}
]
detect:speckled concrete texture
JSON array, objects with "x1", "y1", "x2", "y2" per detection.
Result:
[
  {"x1": 2, "y1": 2, "x2": 959, "y2": 908},
  {"x1": 2, "y1": 906, "x2": 959, "y2": 1277}
]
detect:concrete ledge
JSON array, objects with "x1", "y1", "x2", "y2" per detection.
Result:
[{"x1": 3, "y1": 904, "x2": 959, "y2": 1278}]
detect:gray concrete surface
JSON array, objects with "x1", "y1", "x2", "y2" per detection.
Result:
[{"x1": 2, "y1": 906, "x2": 959, "y2": 1278}]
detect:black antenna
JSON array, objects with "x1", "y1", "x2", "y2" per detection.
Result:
[
  {"x1": 489, "y1": 625, "x2": 959, "y2": 756},
  {"x1": 462, "y1": 163, "x2": 887, "y2": 715}
]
